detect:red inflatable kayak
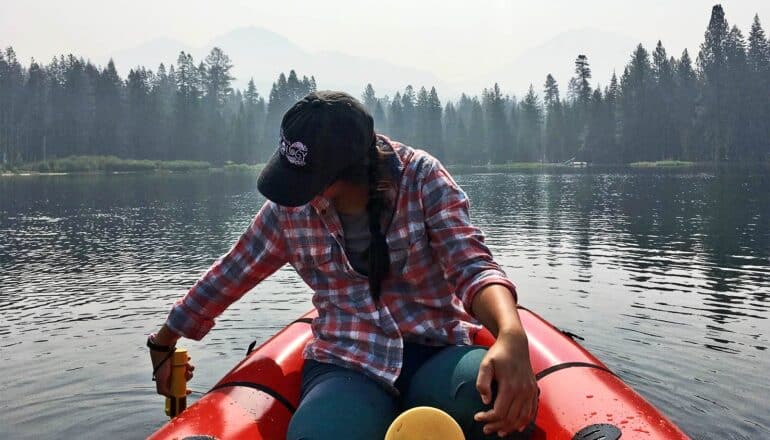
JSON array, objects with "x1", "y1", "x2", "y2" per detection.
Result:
[{"x1": 149, "y1": 307, "x2": 690, "y2": 439}]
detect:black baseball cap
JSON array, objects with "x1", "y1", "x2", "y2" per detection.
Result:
[{"x1": 257, "y1": 90, "x2": 375, "y2": 207}]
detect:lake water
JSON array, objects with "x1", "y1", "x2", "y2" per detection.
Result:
[{"x1": 1, "y1": 169, "x2": 768, "y2": 439}]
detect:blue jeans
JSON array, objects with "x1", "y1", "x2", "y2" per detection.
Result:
[{"x1": 286, "y1": 343, "x2": 533, "y2": 440}]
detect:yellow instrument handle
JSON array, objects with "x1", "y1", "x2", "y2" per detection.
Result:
[{"x1": 164, "y1": 348, "x2": 188, "y2": 418}]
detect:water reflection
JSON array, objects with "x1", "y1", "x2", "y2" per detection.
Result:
[
  {"x1": 462, "y1": 170, "x2": 769, "y2": 438},
  {"x1": 1, "y1": 169, "x2": 768, "y2": 439}
]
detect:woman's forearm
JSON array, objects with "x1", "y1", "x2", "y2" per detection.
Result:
[
  {"x1": 153, "y1": 324, "x2": 181, "y2": 346},
  {"x1": 470, "y1": 283, "x2": 525, "y2": 338}
]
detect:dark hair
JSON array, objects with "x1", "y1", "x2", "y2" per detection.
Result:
[
  {"x1": 337, "y1": 137, "x2": 391, "y2": 301},
  {"x1": 366, "y1": 140, "x2": 391, "y2": 302}
]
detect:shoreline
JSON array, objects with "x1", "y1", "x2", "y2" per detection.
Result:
[
  {"x1": 1, "y1": 156, "x2": 265, "y2": 176},
  {"x1": 2, "y1": 158, "x2": 766, "y2": 177},
  {"x1": 0, "y1": 167, "x2": 264, "y2": 177}
]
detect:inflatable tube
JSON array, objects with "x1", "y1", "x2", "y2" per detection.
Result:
[{"x1": 148, "y1": 308, "x2": 689, "y2": 440}]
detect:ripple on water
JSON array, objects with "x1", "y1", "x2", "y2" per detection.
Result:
[{"x1": 1, "y1": 170, "x2": 769, "y2": 439}]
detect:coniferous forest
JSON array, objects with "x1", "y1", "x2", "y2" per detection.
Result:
[{"x1": 1, "y1": 5, "x2": 768, "y2": 168}]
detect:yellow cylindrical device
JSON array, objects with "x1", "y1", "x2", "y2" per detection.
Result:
[
  {"x1": 385, "y1": 406, "x2": 465, "y2": 440},
  {"x1": 164, "y1": 348, "x2": 188, "y2": 418}
]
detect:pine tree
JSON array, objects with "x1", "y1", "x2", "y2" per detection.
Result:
[
  {"x1": 482, "y1": 83, "x2": 508, "y2": 163},
  {"x1": 0, "y1": 47, "x2": 25, "y2": 163},
  {"x1": 127, "y1": 68, "x2": 152, "y2": 158},
  {"x1": 519, "y1": 85, "x2": 543, "y2": 162},
  {"x1": 203, "y1": 47, "x2": 235, "y2": 163},
  {"x1": 443, "y1": 101, "x2": 459, "y2": 163},
  {"x1": 620, "y1": 44, "x2": 653, "y2": 162},
  {"x1": 674, "y1": 50, "x2": 697, "y2": 160},
  {"x1": 543, "y1": 74, "x2": 564, "y2": 162},
  {"x1": 45, "y1": 55, "x2": 68, "y2": 160},
  {"x1": 174, "y1": 51, "x2": 204, "y2": 160},
  {"x1": 286, "y1": 70, "x2": 301, "y2": 102},
  {"x1": 698, "y1": 4, "x2": 730, "y2": 162},
  {"x1": 362, "y1": 84, "x2": 377, "y2": 114},
  {"x1": 400, "y1": 85, "x2": 416, "y2": 145},
  {"x1": 388, "y1": 92, "x2": 404, "y2": 141},
  {"x1": 23, "y1": 60, "x2": 49, "y2": 162},
  {"x1": 748, "y1": 14, "x2": 770, "y2": 72},
  {"x1": 652, "y1": 41, "x2": 677, "y2": 160},
  {"x1": 95, "y1": 60, "x2": 124, "y2": 158},
  {"x1": 154, "y1": 63, "x2": 176, "y2": 159},
  {"x1": 570, "y1": 55, "x2": 592, "y2": 155},
  {"x1": 415, "y1": 86, "x2": 430, "y2": 147},
  {"x1": 373, "y1": 100, "x2": 387, "y2": 135},
  {"x1": 606, "y1": 72, "x2": 620, "y2": 162},
  {"x1": 60, "y1": 56, "x2": 98, "y2": 156},
  {"x1": 238, "y1": 78, "x2": 265, "y2": 163},
  {"x1": 724, "y1": 25, "x2": 751, "y2": 160},
  {"x1": 543, "y1": 74, "x2": 560, "y2": 108},
  {"x1": 574, "y1": 55, "x2": 593, "y2": 108},
  {"x1": 263, "y1": 79, "x2": 284, "y2": 152},
  {"x1": 468, "y1": 98, "x2": 486, "y2": 164},
  {"x1": 584, "y1": 88, "x2": 604, "y2": 162},
  {"x1": 204, "y1": 48, "x2": 234, "y2": 107},
  {"x1": 507, "y1": 96, "x2": 520, "y2": 163},
  {"x1": 747, "y1": 14, "x2": 770, "y2": 160},
  {"x1": 454, "y1": 94, "x2": 477, "y2": 163},
  {"x1": 427, "y1": 87, "x2": 444, "y2": 160}
]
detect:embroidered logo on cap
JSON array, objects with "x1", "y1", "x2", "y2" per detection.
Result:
[{"x1": 279, "y1": 129, "x2": 308, "y2": 167}]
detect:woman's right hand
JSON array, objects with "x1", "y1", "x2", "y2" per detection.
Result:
[
  {"x1": 150, "y1": 349, "x2": 195, "y2": 396},
  {"x1": 148, "y1": 328, "x2": 194, "y2": 397}
]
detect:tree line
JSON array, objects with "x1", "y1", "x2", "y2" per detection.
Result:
[{"x1": 1, "y1": 4, "x2": 768, "y2": 167}]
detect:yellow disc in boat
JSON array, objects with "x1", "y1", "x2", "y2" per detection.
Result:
[{"x1": 384, "y1": 406, "x2": 465, "y2": 440}]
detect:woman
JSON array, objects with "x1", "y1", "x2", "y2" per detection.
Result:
[{"x1": 148, "y1": 91, "x2": 538, "y2": 439}]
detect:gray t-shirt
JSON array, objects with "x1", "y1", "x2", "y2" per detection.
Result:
[{"x1": 338, "y1": 212, "x2": 370, "y2": 275}]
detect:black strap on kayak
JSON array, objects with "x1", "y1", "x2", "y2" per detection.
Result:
[
  {"x1": 246, "y1": 318, "x2": 314, "y2": 355},
  {"x1": 535, "y1": 362, "x2": 616, "y2": 381},
  {"x1": 208, "y1": 381, "x2": 297, "y2": 413},
  {"x1": 516, "y1": 305, "x2": 604, "y2": 380},
  {"x1": 559, "y1": 329, "x2": 585, "y2": 341}
]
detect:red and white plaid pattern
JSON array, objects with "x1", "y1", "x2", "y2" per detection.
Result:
[{"x1": 166, "y1": 136, "x2": 517, "y2": 385}]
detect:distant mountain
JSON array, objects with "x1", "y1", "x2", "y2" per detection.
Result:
[
  {"x1": 105, "y1": 27, "x2": 646, "y2": 101},
  {"x1": 105, "y1": 37, "x2": 195, "y2": 72},
  {"x1": 105, "y1": 27, "x2": 439, "y2": 98},
  {"x1": 451, "y1": 28, "x2": 642, "y2": 97}
]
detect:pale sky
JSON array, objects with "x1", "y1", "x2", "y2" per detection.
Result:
[{"x1": 2, "y1": 0, "x2": 769, "y2": 87}]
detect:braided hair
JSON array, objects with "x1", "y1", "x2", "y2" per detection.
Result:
[
  {"x1": 367, "y1": 138, "x2": 390, "y2": 302},
  {"x1": 336, "y1": 136, "x2": 391, "y2": 302}
]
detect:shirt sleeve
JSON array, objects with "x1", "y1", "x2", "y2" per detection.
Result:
[
  {"x1": 165, "y1": 201, "x2": 288, "y2": 340},
  {"x1": 420, "y1": 159, "x2": 517, "y2": 315}
]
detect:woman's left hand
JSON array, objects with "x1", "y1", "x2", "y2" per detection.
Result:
[{"x1": 473, "y1": 330, "x2": 538, "y2": 437}]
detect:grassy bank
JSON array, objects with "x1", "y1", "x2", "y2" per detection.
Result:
[
  {"x1": 222, "y1": 163, "x2": 265, "y2": 173},
  {"x1": 629, "y1": 160, "x2": 696, "y2": 168},
  {"x1": 449, "y1": 162, "x2": 570, "y2": 173},
  {"x1": 3, "y1": 157, "x2": 761, "y2": 176},
  {"x1": 1, "y1": 156, "x2": 268, "y2": 174}
]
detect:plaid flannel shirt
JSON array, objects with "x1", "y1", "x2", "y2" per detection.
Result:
[{"x1": 166, "y1": 136, "x2": 517, "y2": 386}]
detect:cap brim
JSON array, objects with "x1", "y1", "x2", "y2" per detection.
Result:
[{"x1": 257, "y1": 150, "x2": 332, "y2": 207}]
